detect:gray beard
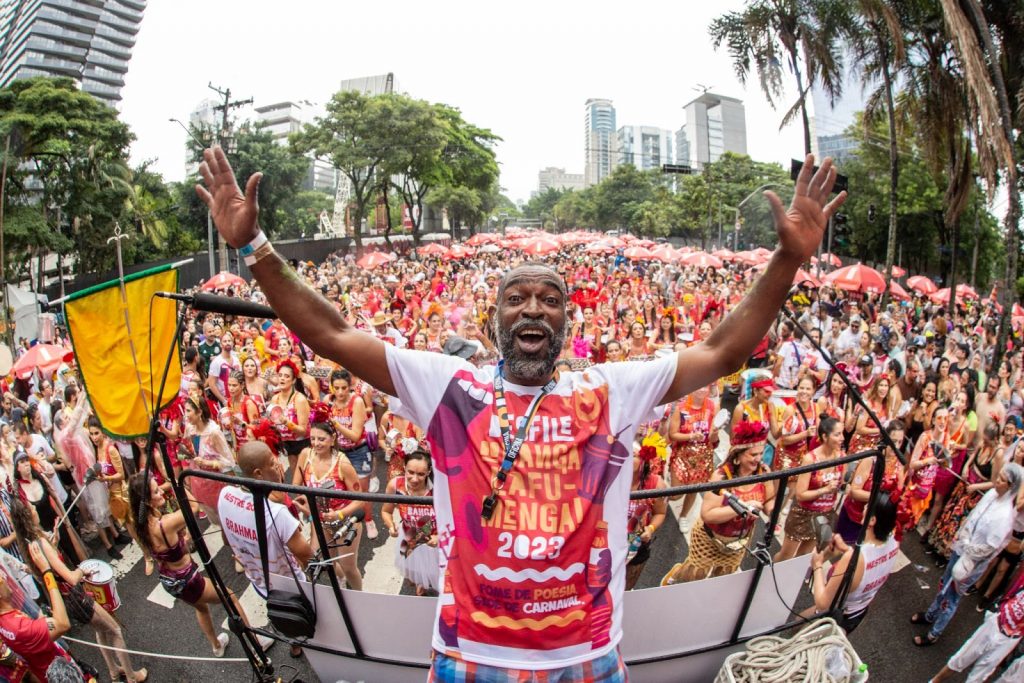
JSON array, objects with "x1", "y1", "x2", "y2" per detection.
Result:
[{"x1": 497, "y1": 318, "x2": 566, "y2": 383}]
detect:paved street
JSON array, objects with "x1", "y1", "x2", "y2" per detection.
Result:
[{"x1": 61, "y1": 471, "x2": 1013, "y2": 682}]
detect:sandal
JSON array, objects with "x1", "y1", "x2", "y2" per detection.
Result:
[
  {"x1": 913, "y1": 634, "x2": 938, "y2": 647},
  {"x1": 910, "y1": 612, "x2": 930, "y2": 625},
  {"x1": 144, "y1": 557, "x2": 154, "y2": 577}
]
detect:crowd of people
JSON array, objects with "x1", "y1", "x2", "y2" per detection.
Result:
[{"x1": 0, "y1": 154, "x2": 1018, "y2": 679}]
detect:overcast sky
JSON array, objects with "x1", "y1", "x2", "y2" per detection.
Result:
[{"x1": 121, "y1": 0, "x2": 846, "y2": 205}]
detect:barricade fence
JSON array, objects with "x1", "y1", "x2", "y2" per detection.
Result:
[{"x1": 174, "y1": 446, "x2": 886, "y2": 681}]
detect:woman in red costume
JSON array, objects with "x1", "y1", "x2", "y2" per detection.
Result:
[{"x1": 667, "y1": 384, "x2": 718, "y2": 533}]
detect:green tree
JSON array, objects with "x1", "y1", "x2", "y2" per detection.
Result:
[
  {"x1": 591, "y1": 165, "x2": 658, "y2": 230},
  {"x1": 276, "y1": 190, "x2": 334, "y2": 240},
  {"x1": 383, "y1": 97, "x2": 448, "y2": 244},
  {"x1": 709, "y1": 0, "x2": 846, "y2": 153},
  {"x1": 843, "y1": 0, "x2": 906, "y2": 304},
  {"x1": 291, "y1": 91, "x2": 395, "y2": 248},
  {"x1": 0, "y1": 76, "x2": 136, "y2": 276},
  {"x1": 522, "y1": 187, "x2": 565, "y2": 228}
]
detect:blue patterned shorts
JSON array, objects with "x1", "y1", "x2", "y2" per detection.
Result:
[{"x1": 428, "y1": 649, "x2": 628, "y2": 682}]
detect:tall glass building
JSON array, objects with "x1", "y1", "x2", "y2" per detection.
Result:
[
  {"x1": 584, "y1": 98, "x2": 618, "y2": 187},
  {"x1": 0, "y1": 0, "x2": 145, "y2": 106}
]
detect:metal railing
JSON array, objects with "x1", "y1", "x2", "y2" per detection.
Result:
[{"x1": 174, "y1": 445, "x2": 887, "y2": 678}]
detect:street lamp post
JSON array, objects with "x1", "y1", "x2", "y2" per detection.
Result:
[
  {"x1": 732, "y1": 183, "x2": 786, "y2": 252},
  {"x1": 169, "y1": 118, "x2": 215, "y2": 279}
]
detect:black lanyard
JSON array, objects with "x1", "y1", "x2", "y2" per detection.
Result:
[{"x1": 481, "y1": 362, "x2": 557, "y2": 521}]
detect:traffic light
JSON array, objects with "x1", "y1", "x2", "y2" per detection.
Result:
[{"x1": 832, "y1": 213, "x2": 851, "y2": 250}]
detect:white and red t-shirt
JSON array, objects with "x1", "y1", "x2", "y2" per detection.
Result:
[{"x1": 386, "y1": 346, "x2": 676, "y2": 669}]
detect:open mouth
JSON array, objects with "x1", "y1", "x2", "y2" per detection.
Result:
[{"x1": 515, "y1": 328, "x2": 550, "y2": 354}]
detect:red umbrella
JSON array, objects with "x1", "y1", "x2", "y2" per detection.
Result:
[
  {"x1": 820, "y1": 253, "x2": 842, "y2": 267},
  {"x1": 682, "y1": 252, "x2": 723, "y2": 269},
  {"x1": 417, "y1": 243, "x2": 447, "y2": 257},
  {"x1": 465, "y1": 233, "x2": 497, "y2": 246},
  {"x1": 478, "y1": 243, "x2": 502, "y2": 254},
  {"x1": 891, "y1": 265, "x2": 907, "y2": 278},
  {"x1": 622, "y1": 246, "x2": 654, "y2": 260},
  {"x1": 601, "y1": 236, "x2": 626, "y2": 249},
  {"x1": 445, "y1": 244, "x2": 475, "y2": 260},
  {"x1": 13, "y1": 344, "x2": 73, "y2": 380},
  {"x1": 824, "y1": 263, "x2": 887, "y2": 294},
  {"x1": 201, "y1": 271, "x2": 247, "y2": 291},
  {"x1": 906, "y1": 275, "x2": 937, "y2": 295},
  {"x1": 356, "y1": 251, "x2": 396, "y2": 269},
  {"x1": 795, "y1": 269, "x2": 821, "y2": 287},
  {"x1": 712, "y1": 248, "x2": 734, "y2": 260},
  {"x1": 520, "y1": 235, "x2": 561, "y2": 256},
  {"x1": 889, "y1": 281, "x2": 910, "y2": 301},
  {"x1": 930, "y1": 284, "x2": 981, "y2": 304}
]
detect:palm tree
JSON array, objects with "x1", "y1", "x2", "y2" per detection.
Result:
[
  {"x1": 843, "y1": 0, "x2": 906, "y2": 305},
  {"x1": 939, "y1": 0, "x2": 1022, "y2": 369},
  {"x1": 897, "y1": 2, "x2": 973, "y2": 313},
  {"x1": 709, "y1": 0, "x2": 846, "y2": 154}
]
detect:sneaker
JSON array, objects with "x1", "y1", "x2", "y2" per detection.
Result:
[
  {"x1": 678, "y1": 516, "x2": 691, "y2": 535},
  {"x1": 368, "y1": 478, "x2": 380, "y2": 493},
  {"x1": 257, "y1": 635, "x2": 275, "y2": 652},
  {"x1": 212, "y1": 633, "x2": 229, "y2": 657},
  {"x1": 365, "y1": 520, "x2": 379, "y2": 540}
]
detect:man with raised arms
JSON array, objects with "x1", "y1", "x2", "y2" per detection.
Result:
[{"x1": 197, "y1": 148, "x2": 845, "y2": 681}]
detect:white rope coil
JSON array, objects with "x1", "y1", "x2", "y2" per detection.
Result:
[{"x1": 715, "y1": 618, "x2": 867, "y2": 682}]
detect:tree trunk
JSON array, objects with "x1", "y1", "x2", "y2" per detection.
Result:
[
  {"x1": 960, "y1": 0, "x2": 1020, "y2": 371},
  {"x1": 382, "y1": 184, "x2": 393, "y2": 252},
  {"x1": 949, "y1": 216, "x2": 960, "y2": 315},
  {"x1": 790, "y1": 55, "x2": 813, "y2": 156},
  {"x1": 879, "y1": 34, "x2": 899, "y2": 309}
]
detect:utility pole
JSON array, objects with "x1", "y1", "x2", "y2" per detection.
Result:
[{"x1": 208, "y1": 82, "x2": 253, "y2": 273}]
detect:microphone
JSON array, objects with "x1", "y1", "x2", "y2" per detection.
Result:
[
  {"x1": 723, "y1": 492, "x2": 750, "y2": 518},
  {"x1": 333, "y1": 508, "x2": 366, "y2": 546},
  {"x1": 82, "y1": 466, "x2": 98, "y2": 485},
  {"x1": 155, "y1": 292, "x2": 277, "y2": 319}
]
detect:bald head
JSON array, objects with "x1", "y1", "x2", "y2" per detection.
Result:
[
  {"x1": 238, "y1": 441, "x2": 277, "y2": 480},
  {"x1": 497, "y1": 262, "x2": 567, "y2": 307}
]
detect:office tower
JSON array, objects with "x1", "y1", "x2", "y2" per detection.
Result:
[
  {"x1": 537, "y1": 167, "x2": 585, "y2": 194},
  {"x1": 676, "y1": 92, "x2": 747, "y2": 170},
  {"x1": 0, "y1": 0, "x2": 146, "y2": 106},
  {"x1": 255, "y1": 100, "x2": 338, "y2": 193},
  {"x1": 584, "y1": 98, "x2": 618, "y2": 187},
  {"x1": 617, "y1": 125, "x2": 674, "y2": 171}
]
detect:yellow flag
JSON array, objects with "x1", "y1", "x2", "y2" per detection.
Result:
[{"x1": 65, "y1": 266, "x2": 181, "y2": 438}]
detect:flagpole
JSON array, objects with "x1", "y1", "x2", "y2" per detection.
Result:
[{"x1": 107, "y1": 223, "x2": 152, "y2": 418}]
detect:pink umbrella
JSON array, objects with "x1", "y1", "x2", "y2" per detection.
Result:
[
  {"x1": 906, "y1": 275, "x2": 937, "y2": 295},
  {"x1": 584, "y1": 242, "x2": 616, "y2": 255},
  {"x1": 824, "y1": 263, "x2": 887, "y2": 294},
  {"x1": 201, "y1": 271, "x2": 248, "y2": 291},
  {"x1": 622, "y1": 246, "x2": 654, "y2": 260},
  {"x1": 712, "y1": 248, "x2": 734, "y2": 260},
  {"x1": 520, "y1": 235, "x2": 562, "y2": 256},
  {"x1": 601, "y1": 236, "x2": 626, "y2": 249},
  {"x1": 356, "y1": 251, "x2": 397, "y2": 269},
  {"x1": 682, "y1": 252, "x2": 723, "y2": 269},
  {"x1": 417, "y1": 243, "x2": 447, "y2": 257},
  {"x1": 930, "y1": 284, "x2": 981, "y2": 304},
  {"x1": 478, "y1": 243, "x2": 502, "y2": 254},
  {"x1": 820, "y1": 253, "x2": 842, "y2": 267},
  {"x1": 445, "y1": 244, "x2": 475, "y2": 260},
  {"x1": 649, "y1": 244, "x2": 677, "y2": 263},
  {"x1": 13, "y1": 344, "x2": 73, "y2": 380},
  {"x1": 891, "y1": 265, "x2": 907, "y2": 278}
]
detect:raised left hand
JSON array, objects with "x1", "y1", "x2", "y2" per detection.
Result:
[{"x1": 765, "y1": 154, "x2": 848, "y2": 262}]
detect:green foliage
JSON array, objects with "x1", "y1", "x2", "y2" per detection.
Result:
[{"x1": 522, "y1": 187, "x2": 565, "y2": 227}]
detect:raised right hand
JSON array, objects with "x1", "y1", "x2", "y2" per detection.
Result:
[
  {"x1": 195, "y1": 146, "x2": 262, "y2": 249},
  {"x1": 27, "y1": 541, "x2": 50, "y2": 574}
]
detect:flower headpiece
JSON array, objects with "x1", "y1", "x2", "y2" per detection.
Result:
[
  {"x1": 637, "y1": 432, "x2": 669, "y2": 476},
  {"x1": 309, "y1": 401, "x2": 332, "y2": 426},
  {"x1": 251, "y1": 418, "x2": 281, "y2": 453},
  {"x1": 731, "y1": 421, "x2": 768, "y2": 448},
  {"x1": 276, "y1": 358, "x2": 301, "y2": 380},
  {"x1": 424, "y1": 301, "x2": 444, "y2": 323}
]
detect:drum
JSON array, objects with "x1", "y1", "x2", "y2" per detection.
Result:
[
  {"x1": 773, "y1": 389, "x2": 798, "y2": 407},
  {"x1": 80, "y1": 559, "x2": 121, "y2": 612}
]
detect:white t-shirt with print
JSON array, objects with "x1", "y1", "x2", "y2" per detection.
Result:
[
  {"x1": 385, "y1": 345, "x2": 676, "y2": 670},
  {"x1": 217, "y1": 485, "x2": 301, "y2": 597}
]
